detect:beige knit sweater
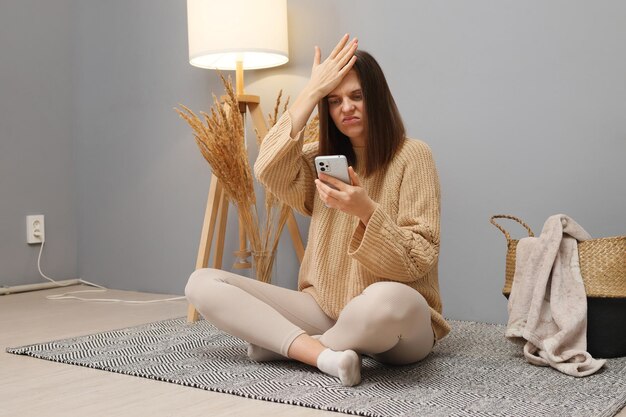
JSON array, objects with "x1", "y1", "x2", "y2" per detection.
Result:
[{"x1": 254, "y1": 113, "x2": 450, "y2": 341}]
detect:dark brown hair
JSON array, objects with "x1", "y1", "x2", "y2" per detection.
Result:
[{"x1": 318, "y1": 50, "x2": 406, "y2": 177}]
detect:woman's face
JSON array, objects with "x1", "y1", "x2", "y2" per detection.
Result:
[{"x1": 327, "y1": 70, "x2": 368, "y2": 146}]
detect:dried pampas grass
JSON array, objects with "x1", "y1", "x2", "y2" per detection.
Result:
[
  {"x1": 175, "y1": 75, "x2": 255, "y2": 209},
  {"x1": 304, "y1": 114, "x2": 319, "y2": 144},
  {"x1": 175, "y1": 75, "x2": 260, "y2": 277},
  {"x1": 176, "y1": 77, "x2": 317, "y2": 284}
]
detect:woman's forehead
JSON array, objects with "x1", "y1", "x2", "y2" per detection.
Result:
[{"x1": 329, "y1": 71, "x2": 361, "y2": 97}]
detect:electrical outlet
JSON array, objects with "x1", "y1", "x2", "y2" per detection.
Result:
[{"x1": 26, "y1": 215, "x2": 45, "y2": 244}]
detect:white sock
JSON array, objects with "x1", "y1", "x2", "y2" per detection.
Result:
[
  {"x1": 247, "y1": 344, "x2": 287, "y2": 362},
  {"x1": 316, "y1": 348, "x2": 361, "y2": 387}
]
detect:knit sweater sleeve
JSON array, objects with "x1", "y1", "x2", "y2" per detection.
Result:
[
  {"x1": 348, "y1": 142, "x2": 441, "y2": 282},
  {"x1": 253, "y1": 112, "x2": 317, "y2": 216}
]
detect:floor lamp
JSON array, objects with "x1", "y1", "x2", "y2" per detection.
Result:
[{"x1": 186, "y1": 0, "x2": 305, "y2": 322}]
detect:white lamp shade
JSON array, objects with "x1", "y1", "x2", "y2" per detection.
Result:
[{"x1": 187, "y1": 0, "x2": 289, "y2": 70}]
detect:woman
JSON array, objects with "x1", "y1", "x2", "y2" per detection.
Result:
[{"x1": 185, "y1": 34, "x2": 450, "y2": 387}]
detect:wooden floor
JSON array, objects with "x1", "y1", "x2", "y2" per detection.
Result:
[
  {"x1": 1, "y1": 285, "x2": 624, "y2": 417},
  {"x1": 0, "y1": 285, "x2": 340, "y2": 417}
]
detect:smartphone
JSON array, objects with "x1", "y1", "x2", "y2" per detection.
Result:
[{"x1": 315, "y1": 155, "x2": 351, "y2": 189}]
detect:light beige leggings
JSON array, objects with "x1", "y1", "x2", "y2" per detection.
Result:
[{"x1": 185, "y1": 268, "x2": 434, "y2": 365}]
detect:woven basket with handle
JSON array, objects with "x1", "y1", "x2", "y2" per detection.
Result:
[{"x1": 490, "y1": 214, "x2": 626, "y2": 298}]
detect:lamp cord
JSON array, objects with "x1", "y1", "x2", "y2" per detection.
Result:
[{"x1": 37, "y1": 240, "x2": 185, "y2": 304}]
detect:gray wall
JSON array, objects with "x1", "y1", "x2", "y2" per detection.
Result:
[
  {"x1": 71, "y1": 0, "x2": 219, "y2": 295},
  {"x1": 2, "y1": 0, "x2": 625, "y2": 324},
  {"x1": 0, "y1": 0, "x2": 78, "y2": 287}
]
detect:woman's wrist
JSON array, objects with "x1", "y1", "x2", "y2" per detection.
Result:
[
  {"x1": 300, "y1": 84, "x2": 324, "y2": 105},
  {"x1": 359, "y1": 202, "x2": 377, "y2": 226},
  {"x1": 289, "y1": 87, "x2": 323, "y2": 135}
]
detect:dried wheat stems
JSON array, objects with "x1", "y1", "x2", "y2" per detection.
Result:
[
  {"x1": 175, "y1": 75, "x2": 260, "y2": 272},
  {"x1": 176, "y1": 77, "x2": 312, "y2": 283}
]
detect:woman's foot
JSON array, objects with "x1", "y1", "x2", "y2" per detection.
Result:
[{"x1": 317, "y1": 348, "x2": 361, "y2": 386}]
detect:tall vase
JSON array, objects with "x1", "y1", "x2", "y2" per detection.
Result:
[{"x1": 252, "y1": 250, "x2": 276, "y2": 284}]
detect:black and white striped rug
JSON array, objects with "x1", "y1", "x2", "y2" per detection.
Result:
[{"x1": 7, "y1": 318, "x2": 626, "y2": 417}]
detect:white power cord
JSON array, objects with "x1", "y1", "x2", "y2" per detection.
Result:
[{"x1": 37, "y1": 240, "x2": 185, "y2": 304}]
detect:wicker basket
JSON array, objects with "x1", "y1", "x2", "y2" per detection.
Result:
[
  {"x1": 490, "y1": 214, "x2": 626, "y2": 358},
  {"x1": 490, "y1": 214, "x2": 626, "y2": 298}
]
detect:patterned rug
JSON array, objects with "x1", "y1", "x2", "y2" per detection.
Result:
[{"x1": 7, "y1": 318, "x2": 626, "y2": 417}]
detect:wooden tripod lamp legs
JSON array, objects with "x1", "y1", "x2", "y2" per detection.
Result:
[
  {"x1": 186, "y1": 174, "x2": 228, "y2": 322},
  {"x1": 186, "y1": 175, "x2": 305, "y2": 322}
]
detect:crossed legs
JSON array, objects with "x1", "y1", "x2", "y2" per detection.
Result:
[{"x1": 185, "y1": 268, "x2": 434, "y2": 385}]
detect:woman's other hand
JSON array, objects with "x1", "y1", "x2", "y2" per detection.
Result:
[{"x1": 315, "y1": 167, "x2": 376, "y2": 225}]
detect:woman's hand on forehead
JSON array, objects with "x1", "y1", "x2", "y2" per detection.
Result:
[{"x1": 307, "y1": 34, "x2": 358, "y2": 101}]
